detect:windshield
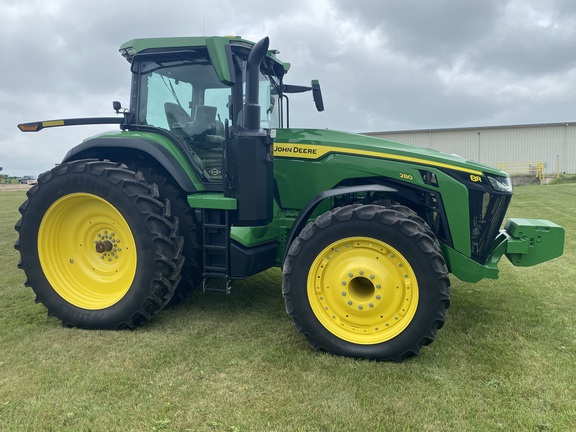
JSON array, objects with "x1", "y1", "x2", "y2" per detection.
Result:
[
  {"x1": 136, "y1": 56, "x2": 231, "y2": 130},
  {"x1": 136, "y1": 56, "x2": 278, "y2": 130},
  {"x1": 134, "y1": 53, "x2": 231, "y2": 182}
]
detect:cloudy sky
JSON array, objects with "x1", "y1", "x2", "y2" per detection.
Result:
[{"x1": 2, "y1": 0, "x2": 576, "y2": 176}]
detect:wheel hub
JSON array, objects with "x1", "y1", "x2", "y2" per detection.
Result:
[
  {"x1": 94, "y1": 230, "x2": 122, "y2": 261},
  {"x1": 347, "y1": 274, "x2": 376, "y2": 303},
  {"x1": 336, "y1": 266, "x2": 390, "y2": 316},
  {"x1": 95, "y1": 240, "x2": 113, "y2": 253}
]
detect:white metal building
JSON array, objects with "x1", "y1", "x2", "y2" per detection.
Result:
[{"x1": 364, "y1": 122, "x2": 576, "y2": 175}]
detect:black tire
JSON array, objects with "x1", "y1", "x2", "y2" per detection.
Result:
[
  {"x1": 14, "y1": 159, "x2": 184, "y2": 329},
  {"x1": 129, "y1": 164, "x2": 202, "y2": 303},
  {"x1": 375, "y1": 201, "x2": 437, "y2": 240},
  {"x1": 282, "y1": 204, "x2": 450, "y2": 361}
]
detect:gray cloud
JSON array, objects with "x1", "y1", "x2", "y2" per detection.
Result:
[
  {"x1": 335, "y1": 0, "x2": 503, "y2": 62},
  {"x1": 1, "y1": 0, "x2": 575, "y2": 176}
]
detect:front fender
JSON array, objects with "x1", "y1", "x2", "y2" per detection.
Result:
[{"x1": 283, "y1": 184, "x2": 397, "y2": 262}]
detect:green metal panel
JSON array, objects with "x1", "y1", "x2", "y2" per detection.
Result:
[
  {"x1": 273, "y1": 128, "x2": 506, "y2": 177},
  {"x1": 120, "y1": 36, "x2": 211, "y2": 54},
  {"x1": 230, "y1": 225, "x2": 278, "y2": 246},
  {"x1": 230, "y1": 202, "x2": 281, "y2": 246},
  {"x1": 187, "y1": 193, "x2": 237, "y2": 210},
  {"x1": 273, "y1": 130, "x2": 476, "y2": 256},
  {"x1": 205, "y1": 37, "x2": 233, "y2": 85},
  {"x1": 440, "y1": 243, "x2": 501, "y2": 282}
]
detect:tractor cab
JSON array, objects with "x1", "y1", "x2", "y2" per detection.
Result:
[
  {"x1": 124, "y1": 39, "x2": 278, "y2": 183},
  {"x1": 121, "y1": 36, "x2": 323, "y2": 184}
]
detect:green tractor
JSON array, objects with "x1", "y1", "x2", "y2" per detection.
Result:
[{"x1": 16, "y1": 36, "x2": 564, "y2": 361}]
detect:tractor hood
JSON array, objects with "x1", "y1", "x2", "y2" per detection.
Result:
[{"x1": 274, "y1": 128, "x2": 504, "y2": 177}]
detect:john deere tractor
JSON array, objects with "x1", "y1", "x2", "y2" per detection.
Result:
[{"x1": 16, "y1": 36, "x2": 564, "y2": 361}]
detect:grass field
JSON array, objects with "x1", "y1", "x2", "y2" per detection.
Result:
[{"x1": 0, "y1": 185, "x2": 574, "y2": 431}]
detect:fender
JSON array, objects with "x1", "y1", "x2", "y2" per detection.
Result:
[
  {"x1": 62, "y1": 135, "x2": 204, "y2": 192},
  {"x1": 283, "y1": 184, "x2": 397, "y2": 262}
]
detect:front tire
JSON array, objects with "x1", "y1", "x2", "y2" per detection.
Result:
[
  {"x1": 282, "y1": 204, "x2": 450, "y2": 361},
  {"x1": 14, "y1": 160, "x2": 184, "y2": 329}
]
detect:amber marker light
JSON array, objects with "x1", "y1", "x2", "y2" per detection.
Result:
[{"x1": 17, "y1": 123, "x2": 40, "y2": 132}]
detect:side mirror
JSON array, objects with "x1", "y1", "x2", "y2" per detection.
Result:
[
  {"x1": 112, "y1": 101, "x2": 123, "y2": 114},
  {"x1": 311, "y1": 80, "x2": 324, "y2": 112}
]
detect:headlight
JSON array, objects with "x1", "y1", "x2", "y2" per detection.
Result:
[{"x1": 487, "y1": 174, "x2": 513, "y2": 193}]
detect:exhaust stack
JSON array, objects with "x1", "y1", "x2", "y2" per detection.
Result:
[
  {"x1": 227, "y1": 37, "x2": 274, "y2": 227},
  {"x1": 243, "y1": 37, "x2": 269, "y2": 130}
]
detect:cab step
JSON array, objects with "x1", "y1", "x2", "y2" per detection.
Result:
[
  {"x1": 202, "y1": 278, "x2": 233, "y2": 295},
  {"x1": 201, "y1": 208, "x2": 230, "y2": 278}
]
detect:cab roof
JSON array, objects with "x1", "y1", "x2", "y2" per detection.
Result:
[{"x1": 119, "y1": 36, "x2": 289, "y2": 85}]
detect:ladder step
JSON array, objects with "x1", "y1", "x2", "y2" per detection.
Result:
[
  {"x1": 204, "y1": 245, "x2": 227, "y2": 250},
  {"x1": 202, "y1": 278, "x2": 232, "y2": 294},
  {"x1": 204, "y1": 264, "x2": 227, "y2": 271},
  {"x1": 201, "y1": 208, "x2": 230, "y2": 279}
]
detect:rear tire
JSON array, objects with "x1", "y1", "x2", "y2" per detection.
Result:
[
  {"x1": 14, "y1": 159, "x2": 183, "y2": 329},
  {"x1": 282, "y1": 204, "x2": 450, "y2": 361},
  {"x1": 129, "y1": 164, "x2": 202, "y2": 303}
]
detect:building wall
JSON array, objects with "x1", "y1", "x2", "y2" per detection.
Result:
[{"x1": 365, "y1": 122, "x2": 576, "y2": 175}]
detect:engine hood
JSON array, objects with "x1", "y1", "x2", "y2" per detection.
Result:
[{"x1": 274, "y1": 128, "x2": 505, "y2": 177}]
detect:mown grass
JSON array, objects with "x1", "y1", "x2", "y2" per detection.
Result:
[
  {"x1": 0, "y1": 185, "x2": 575, "y2": 431},
  {"x1": 550, "y1": 174, "x2": 576, "y2": 185}
]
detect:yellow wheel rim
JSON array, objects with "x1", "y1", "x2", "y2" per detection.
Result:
[
  {"x1": 308, "y1": 237, "x2": 419, "y2": 345},
  {"x1": 38, "y1": 193, "x2": 137, "y2": 310}
]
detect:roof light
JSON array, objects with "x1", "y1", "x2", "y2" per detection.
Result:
[{"x1": 120, "y1": 47, "x2": 136, "y2": 59}]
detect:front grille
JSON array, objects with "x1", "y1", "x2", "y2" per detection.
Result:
[{"x1": 469, "y1": 191, "x2": 511, "y2": 264}]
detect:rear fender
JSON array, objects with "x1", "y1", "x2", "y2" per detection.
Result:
[{"x1": 62, "y1": 136, "x2": 204, "y2": 192}]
